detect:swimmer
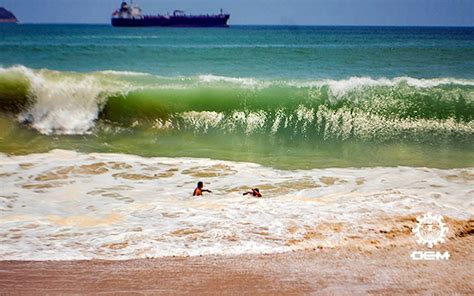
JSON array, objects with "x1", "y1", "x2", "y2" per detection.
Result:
[
  {"x1": 243, "y1": 188, "x2": 262, "y2": 198},
  {"x1": 193, "y1": 181, "x2": 212, "y2": 196}
]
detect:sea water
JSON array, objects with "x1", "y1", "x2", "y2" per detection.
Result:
[{"x1": 0, "y1": 25, "x2": 472, "y2": 259}]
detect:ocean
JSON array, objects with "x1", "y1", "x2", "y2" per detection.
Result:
[{"x1": 0, "y1": 25, "x2": 473, "y2": 260}]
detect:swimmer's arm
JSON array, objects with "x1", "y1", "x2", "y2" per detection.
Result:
[{"x1": 202, "y1": 189, "x2": 212, "y2": 193}]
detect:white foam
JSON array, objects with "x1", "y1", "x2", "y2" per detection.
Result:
[
  {"x1": 300, "y1": 76, "x2": 474, "y2": 97},
  {"x1": 179, "y1": 111, "x2": 225, "y2": 132},
  {"x1": 98, "y1": 70, "x2": 151, "y2": 76},
  {"x1": 18, "y1": 72, "x2": 104, "y2": 135},
  {"x1": 196, "y1": 74, "x2": 474, "y2": 103},
  {"x1": 0, "y1": 150, "x2": 472, "y2": 260},
  {"x1": 198, "y1": 74, "x2": 265, "y2": 88},
  {"x1": 0, "y1": 66, "x2": 133, "y2": 135}
]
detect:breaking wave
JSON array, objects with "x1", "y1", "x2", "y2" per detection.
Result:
[{"x1": 0, "y1": 66, "x2": 473, "y2": 142}]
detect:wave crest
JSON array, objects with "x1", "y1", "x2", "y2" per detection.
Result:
[{"x1": 0, "y1": 66, "x2": 473, "y2": 141}]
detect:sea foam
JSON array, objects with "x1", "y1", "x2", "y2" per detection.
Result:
[{"x1": 0, "y1": 150, "x2": 472, "y2": 260}]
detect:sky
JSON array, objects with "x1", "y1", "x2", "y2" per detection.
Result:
[{"x1": 1, "y1": 0, "x2": 473, "y2": 26}]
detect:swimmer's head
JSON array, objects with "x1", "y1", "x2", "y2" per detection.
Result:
[
  {"x1": 254, "y1": 188, "x2": 259, "y2": 193},
  {"x1": 197, "y1": 181, "x2": 204, "y2": 188}
]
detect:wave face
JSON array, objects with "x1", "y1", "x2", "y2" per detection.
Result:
[{"x1": 1, "y1": 66, "x2": 473, "y2": 142}]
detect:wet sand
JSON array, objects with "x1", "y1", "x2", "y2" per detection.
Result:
[{"x1": 0, "y1": 235, "x2": 472, "y2": 295}]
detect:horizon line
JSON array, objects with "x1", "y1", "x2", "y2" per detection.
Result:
[{"x1": 9, "y1": 23, "x2": 474, "y2": 28}]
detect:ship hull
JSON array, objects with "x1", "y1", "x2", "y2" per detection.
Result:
[{"x1": 111, "y1": 15, "x2": 229, "y2": 27}]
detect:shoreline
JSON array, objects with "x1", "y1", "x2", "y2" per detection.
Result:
[{"x1": 1, "y1": 235, "x2": 472, "y2": 294}]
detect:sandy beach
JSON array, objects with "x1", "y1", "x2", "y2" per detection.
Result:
[{"x1": 1, "y1": 220, "x2": 472, "y2": 295}]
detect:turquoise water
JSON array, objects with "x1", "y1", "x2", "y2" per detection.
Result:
[
  {"x1": 1, "y1": 25, "x2": 473, "y2": 78},
  {"x1": 0, "y1": 25, "x2": 473, "y2": 168}
]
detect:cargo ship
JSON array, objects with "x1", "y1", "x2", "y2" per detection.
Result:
[{"x1": 111, "y1": 1, "x2": 230, "y2": 27}]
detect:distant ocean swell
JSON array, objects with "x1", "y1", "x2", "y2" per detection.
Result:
[{"x1": 0, "y1": 66, "x2": 473, "y2": 142}]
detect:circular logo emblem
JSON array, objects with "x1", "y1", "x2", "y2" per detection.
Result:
[{"x1": 412, "y1": 212, "x2": 448, "y2": 248}]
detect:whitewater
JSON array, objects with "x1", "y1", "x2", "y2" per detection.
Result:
[{"x1": 1, "y1": 150, "x2": 472, "y2": 260}]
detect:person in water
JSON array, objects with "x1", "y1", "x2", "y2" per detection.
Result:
[
  {"x1": 193, "y1": 181, "x2": 212, "y2": 196},
  {"x1": 243, "y1": 188, "x2": 262, "y2": 198}
]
